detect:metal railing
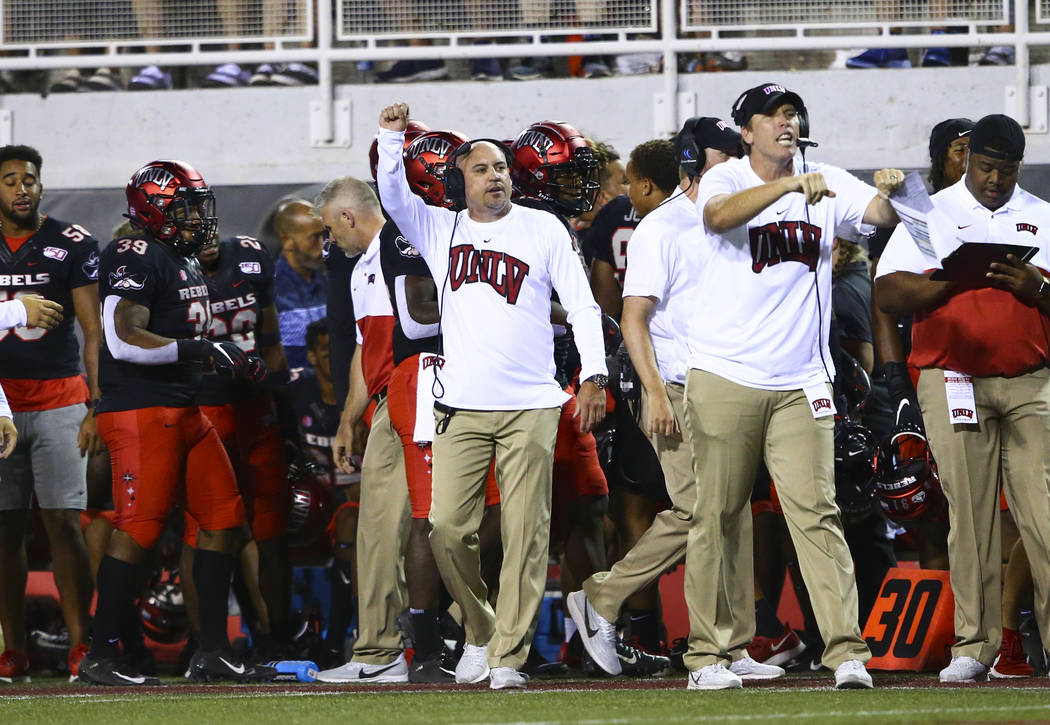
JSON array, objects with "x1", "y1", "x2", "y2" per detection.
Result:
[{"x1": 0, "y1": 0, "x2": 1043, "y2": 139}]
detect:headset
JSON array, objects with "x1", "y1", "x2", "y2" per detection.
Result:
[
  {"x1": 442, "y1": 138, "x2": 515, "y2": 205},
  {"x1": 674, "y1": 117, "x2": 704, "y2": 180}
]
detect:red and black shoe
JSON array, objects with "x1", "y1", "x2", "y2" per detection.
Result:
[
  {"x1": 746, "y1": 622, "x2": 806, "y2": 667},
  {"x1": 0, "y1": 649, "x2": 30, "y2": 683},
  {"x1": 990, "y1": 628, "x2": 1035, "y2": 679}
]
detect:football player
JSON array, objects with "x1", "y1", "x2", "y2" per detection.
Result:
[
  {"x1": 179, "y1": 228, "x2": 293, "y2": 662},
  {"x1": 0, "y1": 144, "x2": 99, "y2": 683},
  {"x1": 78, "y1": 160, "x2": 273, "y2": 685}
]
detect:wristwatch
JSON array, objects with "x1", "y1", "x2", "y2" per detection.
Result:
[{"x1": 585, "y1": 374, "x2": 609, "y2": 390}]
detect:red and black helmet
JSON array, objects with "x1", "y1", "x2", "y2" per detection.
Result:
[
  {"x1": 874, "y1": 424, "x2": 945, "y2": 522},
  {"x1": 510, "y1": 121, "x2": 600, "y2": 216},
  {"x1": 369, "y1": 119, "x2": 432, "y2": 181},
  {"x1": 403, "y1": 130, "x2": 471, "y2": 208},
  {"x1": 287, "y1": 462, "x2": 332, "y2": 549},
  {"x1": 140, "y1": 567, "x2": 189, "y2": 644},
  {"x1": 125, "y1": 160, "x2": 217, "y2": 256}
]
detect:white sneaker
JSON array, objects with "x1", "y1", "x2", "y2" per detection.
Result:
[
  {"x1": 489, "y1": 666, "x2": 528, "y2": 690},
  {"x1": 316, "y1": 652, "x2": 408, "y2": 683},
  {"x1": 455, "y1": 643, "x2": 490, "y2": 684},
  {"x1": 729, "y1": 654, "x2": 785, "y2": 680},
  {"x1": 939, "y1": 656, "x2": 989, "y2": 683},
  {"x1": 566, "y1": 590, "x2": 621, "y2": 675},
  {"x1": 834, "y1": 659, "x2": 873, "y2": 689},
  {"x1": 686, "y1": 663, "x2": 743, "y2": 690}
]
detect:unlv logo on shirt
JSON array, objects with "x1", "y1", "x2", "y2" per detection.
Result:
[
  {"x1": 749, "y1": 220, "x2": 821, "y2": 273},
  {"x1": 1017, "y1": 223, "x2": 1038, "y2": 235},
  {"x1": 448, "y1": 244, "x2": 530, "y2": 304}
]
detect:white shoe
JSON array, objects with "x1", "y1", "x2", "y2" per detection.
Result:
[
  {"x1": 566, "y1": 590, "x2": 621, "y2": 675},
  {"x1": 316, "y1": 652, "x2": 408, "y2": 683},
  {"x1": 729, "y1": 654, "x2": 785, "y2": 680},
  {"x1": 834, "y1": 659, "x2": 873, "y2": 689},
  {"x1": 489, "y1": 666, "x2": 528, "y2": 690},
  {"x1": 686, "y1": 663, "x2": 742, "y2": 690},
  {"x1": 456, "y1": 643, "x2": 490, "y2": 684},
  {"x1": 939, "y1": 656, "x2": 989, "y2": 683}
]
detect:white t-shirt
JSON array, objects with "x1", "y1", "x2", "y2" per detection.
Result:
[
  {"x1": 688, "y1": 155, "x2": 877, "y2": 390},
  {"x1": 875, "y1": 179, "x2": 1050, "y2": 278},
  {"x1": 376, "y1": 128, "x2": 607, "y2": 411},
  {"x1": 621, "y1": 191, "x2": 702, "y2": 385}
]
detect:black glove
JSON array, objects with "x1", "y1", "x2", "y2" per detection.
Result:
[
  {"x1": 246, "y1": 355, "x2": 268, "y2": 384},
  {"x1": 884, "y1": 361, "x2": 925, "y2": 432},
  {"x1": 178, "y1": 339, "x2": 251, "y2": 378}
]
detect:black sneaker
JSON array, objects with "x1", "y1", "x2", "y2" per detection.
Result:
[
  {"x1": 616, "y1": 639, "x2": 672, "y2": 677},
  {"x1": 187, "y1": 649, "x2": 277, "y2": 682},
  {"x1": 408, "y1": 650, "x2": 455, "y2": 683},
  {"x1": 78, "y1": 654, "x2": 162, "y2": 686}
]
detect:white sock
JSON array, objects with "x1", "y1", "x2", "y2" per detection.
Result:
[{"x1": 564, "y1": 616, "x2": 577, "y2": 642}]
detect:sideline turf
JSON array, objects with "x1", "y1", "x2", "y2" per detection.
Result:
[{"x1": 4, "y1": 684, "x2": 1050, "y2": 724}]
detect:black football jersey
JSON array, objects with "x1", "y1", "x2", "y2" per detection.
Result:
[
  {"x1": 197, "y1": 236, "x2": 276, "y2": 406},
  {"x1": 289, "y1": 367, "x2": 353, "y2": 486},
  {"x1": 379, "y1": 221, "x2": 440, "y2": 367},
  {"x1": 0, "y1": 217, "x2": 100, "y2": 379},
  {"x1": 97, "y1": 233, "x2": 210, "y2": 413},
  {"x1": 580, "y1": 195, "x2": 640, "y2": 283}
]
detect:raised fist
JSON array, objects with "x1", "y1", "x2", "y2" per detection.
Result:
[{"x1": 379, "y1": 103, "x2": 410, "y2": 132}]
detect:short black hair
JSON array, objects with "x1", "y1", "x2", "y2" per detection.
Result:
[
  {"x1": 628, "y1": 140, "x2": 679, "y2": 194},
  {"x1": 0, "y1": 145, "x2": 42, "y2": 173},
  {"x1": 305, "y1": 318, "x2": 329, "y2": 352}
]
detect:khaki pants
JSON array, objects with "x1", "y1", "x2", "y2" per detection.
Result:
[
  {"x1": 918, "y1": 367, "x2": 1050, "y2": 663},
  {"x1": 682, "y1": 369, "x2": 869, "y2": 671},
  {"x1": 353, "y1": 398, "x2": 411, "y2": 664},
  {"x1": 429, "y1": 406, "x2": 560, "y2": 670},
  {"x1": 584, "y1": 382, "x2": 694, "y2": 621}
]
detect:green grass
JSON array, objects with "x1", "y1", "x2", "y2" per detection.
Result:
[{"x1": 5, "y1": 680, "x2": 1050, "y2": 725}]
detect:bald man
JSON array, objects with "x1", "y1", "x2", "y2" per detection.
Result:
[{"x1": 273, "y1": 200, "x2": 327, "y2": 368}]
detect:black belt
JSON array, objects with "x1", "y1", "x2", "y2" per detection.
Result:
[{"x1": 371, "y1": 387, "x2": 388, "y2": 405}]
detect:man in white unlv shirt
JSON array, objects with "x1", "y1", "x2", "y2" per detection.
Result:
[
  {"x1": 681, "y1": 83, "x2": 904, "y2": 691},
  {"x1": 376, "y1": 102, "x2": 607, "y2": 690},
  {"x1": 875, "y1": 114, "x2": 1050, "y2": 685}
]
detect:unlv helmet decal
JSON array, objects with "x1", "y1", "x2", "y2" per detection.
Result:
[
  {"x1": 511, "y1": 121, "x2": 600, "y2": 217},
  {"x1": 403, "y1": 130, "x2": 470, "y2": 209},
  {"x1": 125, "y1": 160, "x2": 218, "y2": 257}
]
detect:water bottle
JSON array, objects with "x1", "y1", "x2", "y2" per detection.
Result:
[{"x1": 268, "y1": 660, "x2": 319, "y2": 682}]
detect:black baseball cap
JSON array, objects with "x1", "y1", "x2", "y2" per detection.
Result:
[
  {"x1": 730, "y1": 83, "x2": 806, "y2": 127},
  {"x1": 969, "y1": 114, "x2": 1025, "y2": 161},
  {"x1": 695, "y1": 117, "x2": 743, "y2": 155},
  {"x1": 928, "y1": 118, "x2": 975, "y2": 159}
]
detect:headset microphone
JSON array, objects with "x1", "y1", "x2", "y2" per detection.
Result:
[{"x1": 797, "y1": 137, "x2": 819, "y2": 149}]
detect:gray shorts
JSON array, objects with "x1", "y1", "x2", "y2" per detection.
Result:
[{"x1": 0, "y1": 404, "x2": 88, "y2": 511}]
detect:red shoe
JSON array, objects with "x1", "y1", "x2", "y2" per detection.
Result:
[
  {"x1": 68, "y1": 643, "x2": 89, "y2": 683},
  {"x1": 990, "y1": 628, "x2": 1035, "y2": 679},
  {"x1": 0, "y1": 649, "x2": 31, "y2": 683},
  {"x1": 747, "y1": 622, "x2": 806, "y2": 667}
]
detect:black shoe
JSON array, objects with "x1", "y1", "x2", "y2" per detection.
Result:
[
  {"x1": 408, "y1": 650, "x2": 455, "y2": 683},
  {"x1": 78, "y1": 654, "x2": 162, "y2": 686},
  {"x1": 616, "y1": 639, "x2": 672, "y2": 677},
  {"x1": 121, "y1": 646, "x2": 157, "y2": 677},
  {"x1": 187, "y1": 649, "x2": 277, "y2": 682},
  {"x1": 522, "y1": 646, "x2": 568, "y2": 678}
]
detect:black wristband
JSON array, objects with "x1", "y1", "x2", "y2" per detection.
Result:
[{"x1": 176, "y1": 339, "x2": 209, "y2": 362}]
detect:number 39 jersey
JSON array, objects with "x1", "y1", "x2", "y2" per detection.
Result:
[
  {"x1": 0, "y1": 217, "x2": 100, "y2": 379},
  {"x1": 197, "y1": 236, "x2": 275, "y2": 406},
  {"x1": 97, "y1": 233, "x2": 211, "y2": 413}
]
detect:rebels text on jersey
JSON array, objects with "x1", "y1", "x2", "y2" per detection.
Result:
[
  {"x1": 0, "y1": 217, "x2": 100, "y2": 379},
  {"x1": 198, "y1": 236, "x2": 275, "y2": 406},
  {"x1": 581, "y1": 195, "x2": 640, "y2": 283},
  {"x1": 289, "y1": 367, "x2": 352, "y2": 486},
  {"x1": 379, "y1": 222, "x2": 439, "y2": 367},
  {"x1": 97, "y1": 234, "x2": 211, "y2": 413}
]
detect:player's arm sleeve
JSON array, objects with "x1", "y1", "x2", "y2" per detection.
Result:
[
  {"x1": 102, "y1": 296, "x2": 179, "y2": 364},
  {"x1": 0, "y1": 380, "x2": 11, "y2": 419},
  {"x1": 393, "y1": 274, "x2": 440, "y2": 340},
  {"x1": 547, "y1": 222, "x2": 607, "y2": 381},
  {"x1": 376, "y1": 128, "x2": 444, "y2": 262},
  {"x1": 100, "y1": 250, "x2": 180, "y2": 364}
]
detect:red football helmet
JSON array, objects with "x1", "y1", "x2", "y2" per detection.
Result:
[
  {"x1": 403, "y1": 130, "x2": 471, "y2": 208},
  {"x1": 125, "y1": 160, "x2": 217, "y2": 256},
  {"x1": 287, "y1": 463, "x2": 332, "y2": 548},
  {"x1": 140, "y1": 567, "x2": 189, "y2": 644},
  {"x1": 874, "y1": 425, "x2": 945, "y2": 522},
  {"x1": 510, "y1": 121, "x2": 600, "y2": 216},
  {"x1": 369, "y1": 119, "x2": 432, "y2": 181}
]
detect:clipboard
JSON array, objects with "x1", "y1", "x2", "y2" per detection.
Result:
[{"x1": 930, "y1": 242, "x2": 1039, "y2": 283}]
